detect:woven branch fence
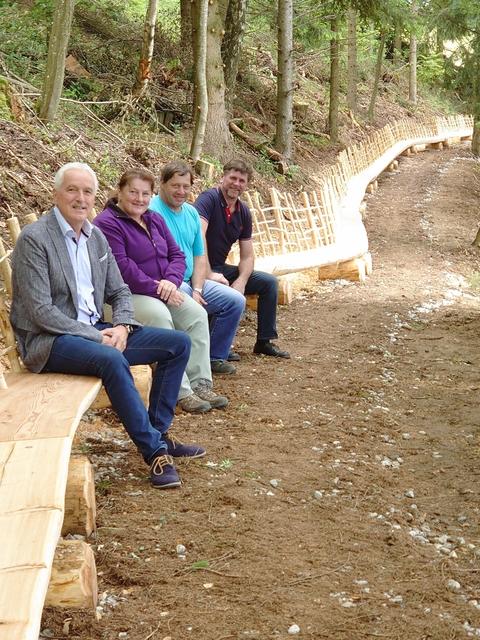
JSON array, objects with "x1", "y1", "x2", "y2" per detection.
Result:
[{"x1": 233, "y1": 114, "x2": 474, "y2": 277}]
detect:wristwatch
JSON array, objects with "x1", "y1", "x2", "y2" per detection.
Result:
[
  {"x1": 117, "y1": 323, "x2": 134, "y2": 334},
  {"x1": 193, "y1": 287, "x2": 203, "y2": 294}
]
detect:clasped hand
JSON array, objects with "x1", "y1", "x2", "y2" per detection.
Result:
[
  {"x1": 101, "y1": 325, "x2": 128, "y2": 352},
  {"x1": 156, "y1": 279, "x2": 183, "y2": 307}
]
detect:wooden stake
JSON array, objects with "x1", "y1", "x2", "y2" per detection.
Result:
[
  {"x1": 0, "y1": 238, "x2": 13, "y2": 296},
  {"x1": 62, "y1": 455, "x2": 96, "y2": 538},
  {"x1": 0, "y1": 364, "x2": 7, "y2": 390},
  {"x1": 301, "y1": 192, "x2": 320, "y2": 248},
  {"x1": 24, "y1": 213, "x2": 38, "y2": 225},
  {"x1": 6, "y1": 217, "x2": 22, "y2": 245},
  {"x1": 364, "y1": 252, "x2": 373, "y2": 275},
  {"x1": 44, "y1": 539, "x2": 98, "y2": 610},
  {"x1": 0, "y1": 292, "x2": 22, "y2": 372},
  {"x1": 269, "y1": 188, "x2": 287, "y2": 254},
  {"x1": 277, "y1": 276, "x2": 294, "y2": 305}
]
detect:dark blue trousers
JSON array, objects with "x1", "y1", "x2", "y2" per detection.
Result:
[
  {"x1": 216, "y1": 265, "x2": 279, "y2": 341},
  {"x1": 44, "y1": 324, "x2": 190, "y2": 463}
]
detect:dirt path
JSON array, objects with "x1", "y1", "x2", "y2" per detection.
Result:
[{"x1": 43, "y1": 145, "x2": 480, "y2": 640}]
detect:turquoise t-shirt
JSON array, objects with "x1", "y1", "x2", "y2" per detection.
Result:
[{"x1": 150, "y1": 196, "x2": 204, "y2": 282}]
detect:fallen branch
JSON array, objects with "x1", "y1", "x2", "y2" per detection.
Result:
[{"x1": 229, "y1": 118, "x2": 289, "y2": 175}]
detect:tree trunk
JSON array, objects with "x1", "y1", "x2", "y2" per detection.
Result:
[
  {"x1": 393, "y1": 30, "x2": 402, "y2": 65},
  {"x1": 274, "y1": 0, "x2": 294, "y2": 161},
  {"x1": 346, "y1": 6, "x2": 357, "y2": 114},
  {"x1": 368, "y1": 31, "x2": 387, "y2": 122},
  {"x1": 409, "y1": 1, "x2": 417, "y2": 104},
  {"x1": 473, "y1": 118, "x2": 480, "y2": 158},
  {"x1": 38, "y1": 0, "x2": 75, "y2": 122},
  {"x1": 180, "y1": 0, "x2": 193, "y2": 68},
  {"x1": 222, "y1": 0, "x2": 248, "y2": 112},
  {"x1": 472, "y1": 36, "x2": 480, "y2": 157},
  {"x1": 132, "y1": 0, "x2": 159, "y2": 97},
  {"x1": 203, "y1": 0, "x2": 231, "y2": 158},
  {"x1": 190, "y1": 0, "x2": 209, "y2": 162},
  {"x1": 328, "y1": 15, "x2": 340, "y2": 143},
  {"x1": 435, "y1": 28, "x2": 443, "y2": 55}
]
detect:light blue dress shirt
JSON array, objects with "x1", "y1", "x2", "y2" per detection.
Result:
[{"x1": 54, "y1": 207, "x2": 101, "y2": 325}]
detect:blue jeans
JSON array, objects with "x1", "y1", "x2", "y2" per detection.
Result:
[
  {"x1": 44, "y1": 324, "x2": 190, "y2": 464},
  {"x1": 181, "y1": 280, "x2": 245, "y2": 360},
  {"x1": 214, "y1": 266, "x2": 279, "y2": 342}
]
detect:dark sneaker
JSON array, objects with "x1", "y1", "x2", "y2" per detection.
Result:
[
  {"x1": 211, "y1": 359, "x2": 236, "y2": 374},
  {"x1": 163, "y1": 433, "x2": 206, "y2": 458},
  {"x1": 253, "y1": 341, "x2": 290, "y2": 359},
  {"x1": 193, "y1": 380, "x2": 229, "y2": 409},
  {"x1": 178, "y1": 393, "x2": 211, "y2": 414},
  {"x1": 228, "y1": 350, "x2": 241, "y2": 362},
  {"x1": 150, "y1": 454, "x2": 181, "y2": 489}
]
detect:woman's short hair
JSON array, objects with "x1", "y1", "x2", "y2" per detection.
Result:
[
  {"x1": 160, "y1": 161, "x2": 194, "y2": 185},
  {"x1": 118, "y1": 168, "x2": 155, "y2": 191}
]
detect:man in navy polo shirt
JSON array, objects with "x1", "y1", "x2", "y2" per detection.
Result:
[{"x1": 194, "y1": 159, "x2": 290, "y2": 359}]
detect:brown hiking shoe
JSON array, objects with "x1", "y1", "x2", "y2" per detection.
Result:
[
  {"x1": 193, "y1": 380, "x2": 229, "y2": 409},
  {"x1": 177, "y1": 393, "x2": 211, "y2": 414},
  {"x1": 210, "y1": 359, "x2": 236, "y2": 374}
]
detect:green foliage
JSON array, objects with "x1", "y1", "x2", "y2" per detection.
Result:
[
  {"x1": 254, "y1": 152, "x2": 278, "y2": 178},
  {"x1": 92, "y1": 154, "x2": 119, "y2": 187},
  {"x1": 417, "y1": 52, "x2": 444, "y2": 85},
  {"x1": 0, "y1": 2, "x2": 49, "y2": 83},
  {"x1": 218, "y1": 459, "x2": 234, "y2": 472},
  {"x1": 63, "y1": 77, "x2": 102, "y2": 101},
  {"x1": 77, "y1": 0, "x2": 144, "y2": 22},
  {"x1": 0, "y1": 79, "x2": 12, "y2": 121},
  {"x1": 96, "y1": 478, "x2": 112, "y2": 495},
  {"x1": 157, "y1": 0, "x2": 180, "y2": 39},
  {"x1": 299, "y1": 133, "x2": 330, "y2": 149}
]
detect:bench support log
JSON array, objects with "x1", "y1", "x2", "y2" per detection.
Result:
[
  {"x1": 91, "y1": 364, "x2": 151, "y2": 410},
  {"x1": 62, "y1": 455, "x2": 96, "y2": 538},
  {"x1": 318, "y1": 255, "x2": 368, "y2": 283},
  {"x1": 45, "y1": 539, "x2": 98, "y2": 610}
]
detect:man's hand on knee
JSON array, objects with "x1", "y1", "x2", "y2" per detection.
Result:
[
  {"x1": 101, "y1": 326, "x2": 128, "y2": 352},
  {"x1": 209, "y1": 272, "x2": 230, "y2": 286}
]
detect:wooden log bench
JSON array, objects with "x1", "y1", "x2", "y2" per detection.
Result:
[
  {"x1": 0, "y1": 371, "x2": 101, "y2": 639},
  {"x1": 0, "y1": 213, "x2": 148, "y2": 639}
]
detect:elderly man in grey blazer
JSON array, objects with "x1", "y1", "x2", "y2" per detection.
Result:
[{"x1": 10, "y1": 162, "x2": 205, "y2": 489}]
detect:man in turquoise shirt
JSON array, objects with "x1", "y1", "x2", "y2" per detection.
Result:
[{"x1": 150, "y1": 161, "x2": 245, "y2": 374}]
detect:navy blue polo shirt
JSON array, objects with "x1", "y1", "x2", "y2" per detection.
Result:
[{"x1": 194, "y1": 188, "x2": 252, "y2": 268}]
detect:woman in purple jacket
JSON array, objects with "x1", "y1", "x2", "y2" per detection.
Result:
[{"x1": 94, "y1": 168, "x2": 228, "y2": 413}]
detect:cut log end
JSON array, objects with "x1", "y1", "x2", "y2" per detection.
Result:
[
  {"x1": 318, "y1": 255, "x2": 369, "y2": 283},
  {"x1": 195, "y1": 159, "x2": 215, "y2": 180},
  {"x1": 45, "y1": 539, "x2": 98, "y2": 610}
]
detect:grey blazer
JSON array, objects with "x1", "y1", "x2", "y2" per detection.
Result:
[{"x1": 10, "y1": 209, "x2": 138, "y2": 372}]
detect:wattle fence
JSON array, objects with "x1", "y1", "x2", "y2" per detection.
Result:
[{"x1": 235, "y1": 115, "x2": 473, "y2": 279}]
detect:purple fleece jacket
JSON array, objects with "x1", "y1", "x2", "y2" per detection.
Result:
[{"x1": 94, "y1": 200, "x2": 186, "y2": 297}]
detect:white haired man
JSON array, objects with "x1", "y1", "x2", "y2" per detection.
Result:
[{"x1": 10, "y1": 162, "x2": 205, "y2": 489}]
